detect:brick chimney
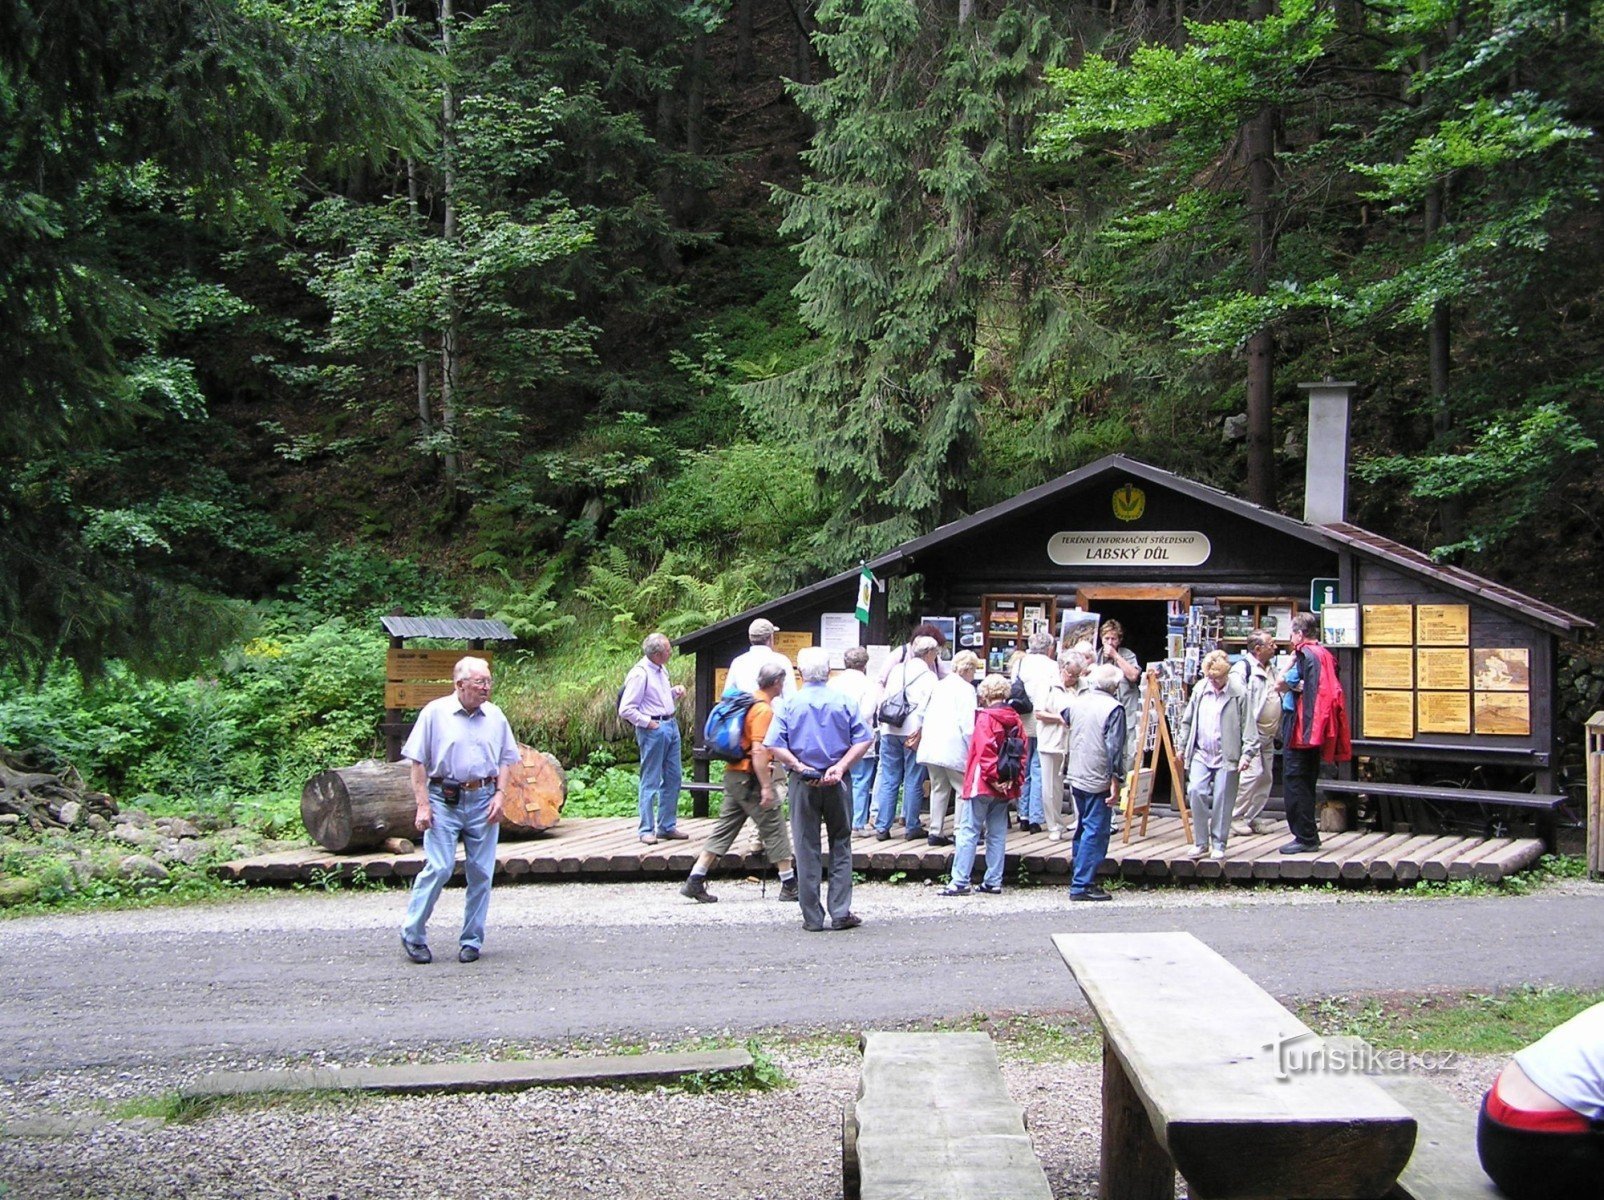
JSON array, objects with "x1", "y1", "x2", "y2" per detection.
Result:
[{"x1": 1299, "y1": 380, "x2": 1355, "y2": 525}]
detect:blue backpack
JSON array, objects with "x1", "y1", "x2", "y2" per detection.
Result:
[{"x1": 703, "y1": 690, "x2": 758, "y2": 761}]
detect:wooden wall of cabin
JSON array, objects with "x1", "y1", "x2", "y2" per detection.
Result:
[{"x1": 1346, "y1": 558, "x2": 1557, "y2": 788}]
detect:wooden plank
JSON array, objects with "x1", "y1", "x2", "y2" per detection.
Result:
[
  {"x1": 1419, "y1": 839, "x2": 1490, "y2": 882},
  {"x1": 1444, "y1": 838, "x2": 1516, "y2": 882},
  {"x1": 1351, "y1": 1070, "x2": 1502, "y2": 1200},
  {"x1": 1055, "y1": 932, "x2": 1417, "y2": 1200},
  {"x1": 1367, "y1": 833, "x2": 1450, "y2": 882},
  {"x1": 852, "y1": 1032, "x2": 1052, "y2": 1200},
  {"x1": 1223, "y1": 831, "x2": 1292, "y2": 881},
  {"x1": 1338, "y1": 832, "x2": 1409, "y2": 881},
  {"x1": 1317, "y1": 780, "x2": 1564, "y2": 811},
  {"x1": 386, "y1": 647, "x2": 493, "y2": 682},
  {"x1": 190, "y1": 1048, "x2": 749, "y2": 1099},
  {"x1": 1312, "y1": 832, "x2": 1391, "y2": 881},
  {"x1": 384, "y1": 680, "x2": 454, "y2": 709},
  {"x1": 1468, "y1": 838, "x2": 1545, "y2": 881},
  {"x1": 1391, "y1": 835, "x2": 1467, "y2": 883}
]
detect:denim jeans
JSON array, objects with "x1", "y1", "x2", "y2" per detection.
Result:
[
  {"x1": 1069, "y1": 786, "x2": 1113, "y2": 895},
  {"x1": 635, "y1": 721, "x2": 683, "y2": 836},
  {"x1": 402, "y1": 782, "x2": 499, "y2": 951},
  {"x1": 872, "y1": 733, "x2": 927, "y2": 834},
  {"x1": 1019, "y1": 737, "x2": 1043, "y2": 825},
  {"x1": 950, "y1": 795, "x2": 1010, "y2": 890},
  {"x1": 849, "y1": 757, "x2": 876, "y2": 827}
]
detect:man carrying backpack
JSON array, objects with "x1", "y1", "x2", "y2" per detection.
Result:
[
  {"x1": 1231, "y1": 630, "x2": 1281, "y2": 836},
  {"x1": 680, "y1": 663, "x2": 796, "y2": 904}
]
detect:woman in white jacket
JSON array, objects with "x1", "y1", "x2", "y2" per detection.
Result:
[{"x1": 914, "y1": 650, "x2": 984, "y2": 846}]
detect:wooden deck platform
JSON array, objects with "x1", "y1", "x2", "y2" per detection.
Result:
[{"x1": 215, "y1": 817, "x2": 1545, "y2": 888}]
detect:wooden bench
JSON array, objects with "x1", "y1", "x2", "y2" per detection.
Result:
[
  {"x1": 682, "y1": 779, "x2": 723, "y2": 818},
  {"x1": 1317, "y1": 779, "x2": 1567, "y2": 851},
  {"x1": 1320, "y1": 1039, "x2": 1500, "y2": 1200},
  {"x1": 842, "y1": 1031, "x2": 1051, "y2": 1200},
  {"x1": 1054, "y1": 931, "x2": 1418, "y2": 1199}
]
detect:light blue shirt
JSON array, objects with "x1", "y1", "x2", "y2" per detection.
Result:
[
  {"x1": 401, "y1": 695, "x2": 521, "y2": 782},
  {"x1": 763, "y1": 682, "x2": 871, "y2": 773}
]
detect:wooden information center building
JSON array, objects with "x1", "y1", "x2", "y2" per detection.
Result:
[{"x1": 677, "y1": 455, "x2": 1590, "y2": 817}]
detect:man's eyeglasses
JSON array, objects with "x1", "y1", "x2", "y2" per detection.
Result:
[{"x1": 458, "y1": 677, "x2": 493, "y2": 690}]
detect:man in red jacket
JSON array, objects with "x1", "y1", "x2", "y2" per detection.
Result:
[{"x1": 1276, "y1": 611, "x2": 1352, "y2": 854}]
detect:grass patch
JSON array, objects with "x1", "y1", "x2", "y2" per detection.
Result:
[
  {"x1": 1299, "y1": 986, "x2": 1604, "y2": 1055},
  {"x1": 107, "y1": 1088, "x2": 364, "y2": 1125}
]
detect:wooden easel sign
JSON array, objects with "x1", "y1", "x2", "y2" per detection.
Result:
[{"x1": 1122, "y1": 671, "x2": 1187, "y2": 843}]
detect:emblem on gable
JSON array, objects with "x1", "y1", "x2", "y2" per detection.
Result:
[{"x1": 1112, "y1": 483, "x2": 1145, "y2": 522}]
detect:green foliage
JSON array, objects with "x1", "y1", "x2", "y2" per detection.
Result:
[
  {"x1": 747, "y1": 1, "x2": 1089, "y2": 567},
  {"x1": 560, "y1": 747, "x2": 654, "y2": 818},
  {"x1": 0, "y1": 0, "x2": 437, "y2": 678},
  {"x1": 1300, "y1": 986, "x2": 1604, "y2": 1055},
  {"x1": 1356, "y1": 398, "x2": 1597, "y2": 558},
  {"x1": 0, "y1": 615, "x2": 389, "y2": 821}
]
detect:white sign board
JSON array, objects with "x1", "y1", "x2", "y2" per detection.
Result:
[{"x1": 1047, "y1": 531, "x2": 1212, "y2": 567}]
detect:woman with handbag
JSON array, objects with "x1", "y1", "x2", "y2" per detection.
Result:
[{"x1": 871, "y1": 636, "x2": 940, "y2": 841}]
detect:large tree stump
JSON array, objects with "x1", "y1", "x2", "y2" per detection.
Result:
[{"x1": 300, "y1": 744, "x2": 565, "y2": 853}]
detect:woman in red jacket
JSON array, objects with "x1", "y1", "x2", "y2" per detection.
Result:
[{"x1": 941, "y1": 674, "x2": 1024, "y2": 896}]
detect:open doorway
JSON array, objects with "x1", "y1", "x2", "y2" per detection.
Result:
[{"x1": 1074, "y1": 585, "x2": 1189, "y2": 672}]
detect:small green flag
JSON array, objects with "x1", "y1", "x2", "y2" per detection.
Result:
[{"x1": 855, "y1": 566, "x2": 874, "y2": 624}]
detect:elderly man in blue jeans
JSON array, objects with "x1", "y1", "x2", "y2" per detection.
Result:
[
  {"x1": 764, "y1": 647, "x2": 873, "y2": 932},
  {"x1": 401, "y1": 656, "x2": 522, "y2": 963},
  {"x1": 619, "y1": 631, "x2": 688, "y2": 845},
  {"x1": 1065, "y1": 664, "x2": 1127, "y2": 903}
]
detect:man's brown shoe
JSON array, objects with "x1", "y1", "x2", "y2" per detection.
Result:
[
  {"x1": 660, "y1": 828, "x2": 690, "y2": 840},
  {"x1": 831, "y1": 913, "x2": 863, "y2": 931}
]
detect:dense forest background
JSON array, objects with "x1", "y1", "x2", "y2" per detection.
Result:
[{"x1": 4, "y1": 0, "x2": 1603, "y2": 838}]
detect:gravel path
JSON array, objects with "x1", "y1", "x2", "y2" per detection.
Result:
[
  {"x1": 0, "y1": 1035, "x2": 1503, "y2": 1200},
  {"x1": 4, "y1": 877, "x2": 1585, "y2": 1198}
]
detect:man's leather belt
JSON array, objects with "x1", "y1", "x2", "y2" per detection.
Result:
[
  {"x1": 649, "y1": 713, "x2": 677, "y2": 720},
  {"x1": 433, "y1": 775, "x2": 496, "y2": 789}
]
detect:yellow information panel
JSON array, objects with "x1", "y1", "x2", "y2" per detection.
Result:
[
  {"x1": 1363, "y1": 647, "x2": 1415, "y2": 690},
  {"x1": 387, "y1": 647, "x2": 493, "y2": 681},
  {"x1": 1362, "y1": 690, "x2": 1416, "y2": 739},
  {"x1": 384, "y1": 680, "x2": 454, "y2": 708},
  {"x1": 1417, "y1": 691, "x2": 1472, "y2": 735},
  {"x1": 773, "y1": 631, "x2": 814, "y2": 661},
  {"x1": 1416, "y1": 648, "x2": 1470, "y2": 691},
  {"x1": 1475, "y1": 691, "x2": 1531, "y2": 736},
  {"x1": 1416, "y1": 604, "x2": 1470, "y2": 645},
  {"x1": 1362, "y1": 605, "x2": 1415, "y2": 645}
]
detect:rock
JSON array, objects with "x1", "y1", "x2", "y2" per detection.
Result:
[
  {"x1": 118, "y1": 855, "x2": 170, "y2": 882},
  {"x1": 0, "y1": 814, "x2": 19, "y2": 830},
  {"x1": 87, "y1": 813, "x2": 109, "y2": 832},
  {"x1": 116, "y1": 808, "x2": 152, "y2": 829},
  {"x1": 160, "y1": 818, "x2": 202, "y2": 839},
  {"x1": 0, "y1": 876, "x2": 41, "y2": 906},
  {"x1": 111, "y1": 825, "x2": 155, "y2": 847},
  {"x1": 1221, "y1": 413, "x2": 1248, "y2": 442},
  {"x1": 163, "y1": 840, "x2": 206, "y2": 866},
  {"x1": 57, "y1": 801, "x2": 82, "y2": 828}
]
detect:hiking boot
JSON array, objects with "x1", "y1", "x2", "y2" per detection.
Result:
[
  {"x1": 777, "y1": 878, "x2": 799, "y2": 902},
  {"x1": 679, "y1": 876, "x2": 718, "y2": 903}
]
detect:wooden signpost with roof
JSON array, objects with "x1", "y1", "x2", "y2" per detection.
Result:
[
  {"x1": 1122, "y1": 671, "x2": 1187, "y2": 843},
  {"x1": 295, "y1": 611, "x2": 568, "y2": 853},
  {"x1": 380, "y1": 612, "x2": 515, "y2": 761}
]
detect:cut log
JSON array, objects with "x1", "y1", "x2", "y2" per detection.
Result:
[
  {"x1": 300, "y1": 744, "x2": 565, "y2": 853},
  {"x1": 502, "y1": 747, "x2": 567, "y2": 834}
]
